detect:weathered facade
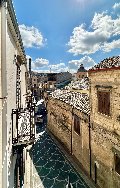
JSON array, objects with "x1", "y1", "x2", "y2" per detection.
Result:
[
  {"x1": 0, "y1": 1, "x2": 35, "y2": 187},
  {"x1": 30, "y1": 71, "x2": 72, "y2": 101},
  {"x1": 88, "y1": 56, "x2": 120, "y2": 188},
  {"x1": 47, "y1": 56, "x2": 120, "y2": 188},
  {"x1": 47, "y1": 90, "x2": 91, "y2": 178}
]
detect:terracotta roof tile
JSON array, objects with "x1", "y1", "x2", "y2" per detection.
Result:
[{"x1": 89, "y1": 56, "x2": 120, "y2": 71}]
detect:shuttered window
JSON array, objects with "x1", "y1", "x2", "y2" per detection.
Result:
[
  {"x1": 74, "y1": 115, "x2": 80, "y2": 135},
  {"x1": 97, "y1": 91, "x2": 110, "y2": 116}
]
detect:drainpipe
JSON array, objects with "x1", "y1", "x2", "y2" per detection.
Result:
[
  {"x1": 29, "y1": 58, "x2": 32, "y2": 138},
  {"x1": 88, "y1": 73, "x2": 92, "y2": 178},
  {"x1": 71, "y1": 107, "x2": 73, "y2": 155},
  {"x1": 1, "y1": 1, "x2": 7, "y2": 187},
  {"x1": 88, "y1": 115, "x2": 92, "y2": 178},
  {"x1": 29, "y1": 58, "x2": 31, "y2": 75}
]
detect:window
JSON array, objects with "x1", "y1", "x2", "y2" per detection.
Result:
[
  {"x1": 115, "y1": 154, "x2": 120, "y2": 175},
  {"x1": 74, "y1": 115, "x2": 80, "y2": 135},
  {"x1": 97, "y1": 91, "x2": 110, "y2": 116}
]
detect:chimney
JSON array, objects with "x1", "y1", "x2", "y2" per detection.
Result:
[{"x1": 29, "y1": 58, "x2": 31, "y2": 73}]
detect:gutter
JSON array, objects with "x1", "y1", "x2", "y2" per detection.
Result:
[
  {"x1": 7, "y1": 0, "x2": 26, "y2": 62},
  {"x1": 88, "y1": 115, "x2": 92, "y2": 178},
  {"x1": 71, "y1": 107, "x2": 74, "y2": 155}
]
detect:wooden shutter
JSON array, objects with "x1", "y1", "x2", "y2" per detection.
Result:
[
  {"x1": 77, "y1": 119, "x2": 80, "y2": 135},
  {"x1": 104, "y1": 92, "x2": 110, "y2": 115},
  {"x1": 74, "y1": 115, "x2": 80, "y2": 135},
  {"x1": 74, "y1": 117, "x2": 76, "y2": 130},
  {"x1": 98, "y1": 91, "x2": 103, "y2": 113},
  {"x1": 97, "y1": 91, "x2": 110, "y2": 115}
]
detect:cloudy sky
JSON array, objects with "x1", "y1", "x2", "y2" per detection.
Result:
[{"x1": 13, "y1": 0, "x2": 120, "y2": 73}]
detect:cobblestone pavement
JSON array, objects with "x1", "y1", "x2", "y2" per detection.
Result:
[{"x1": 29, "y1": 122, "x2": 90, "y2": 188}]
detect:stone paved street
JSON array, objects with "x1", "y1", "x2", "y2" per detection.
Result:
[{"x1": 28, "y1": 122, "x2": 91, "y2": 188}]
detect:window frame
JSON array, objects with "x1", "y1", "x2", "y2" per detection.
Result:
[
  {"x1": 97, "y1": 90, "x2": 110, "y2": 116},
  {"x1": 74, "y1": 115, "x2": 80, "y2": 135}
]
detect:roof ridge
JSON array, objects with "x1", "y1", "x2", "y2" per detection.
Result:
[{"x1": 89, "y1": 56, "x2": 120, "y2": 71}]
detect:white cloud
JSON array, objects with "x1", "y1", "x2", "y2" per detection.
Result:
[
  {"x1": 31, "y1": 59, "x2": 70, "y2": 73},
  {"x1": 32, "y1": 58, "x2": 49, "y2": 70},
  {"x1": 19, "y1": 24, "x2": 46, "y2": 48},
  {"x1": 32, "y1": 69, "x2": 50, "y2": 73},
  {"x1": 31, "y1": 57, "x2": 95, "y2": 73},
  {"x1": 68, "y1": 11, "x2": 120, "y2": 55},
  {"x1": 48, "y1": 63, "x2": 65, "y2": 71},
  {"x1": 68, "y1": 56, "x2": 96, "y2": 70},
  {"x1": 113, "y1": 3, "x2": 120, "y2": 9},
  {"x1": 49, "y1": 64, "x2": 75, "y2": 73},
  {"x1": 103, "y1": 39, "x2": 120, "y2": 52},
  {"x1": 48, "y1": 62, "x2": 71, "y2": 73},
  {"x1": 26, "y1": 55, "x2": 31, "y2": 60},
  {"x1": 68, "y1": 60, "x2": 80, "y2": 70}
]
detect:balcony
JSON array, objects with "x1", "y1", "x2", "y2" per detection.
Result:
[{"x1": 12, "y1": 106, "x2": 36, "y2": 150}]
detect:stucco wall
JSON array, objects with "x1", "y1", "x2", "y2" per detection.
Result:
[
  {"x1": 1, "y1": 17, "x2": 27, "y2": 188},
  {"x1": 21, "y1": 64, "x2": 27, "y2": 108},
  {"x1": 0, "y1": 7, "x2": 2, "y2": 187},
  {"x1": 6, "y1": 22, "x2": 18, "y2": 188}
]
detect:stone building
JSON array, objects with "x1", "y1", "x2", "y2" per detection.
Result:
[
  {"x1": 76, "y1": 64, "x2": 87, "y2": 80},
  {"x1": 0, "y1": 1, "x2": 35, "y2": 187},
  {"x1": 30, "y1": 71, "x2": 72, "y2": 101},
  {"x1": 88, "y1": 56, "x2": 120, "y2": 188},
  {"x1": 31, "y1": 74, "x2": 38, "y2": 100},
  {"x1": 47, "y1": 56, "x2": 120, "y2": 188},
  {"x1": 47, "y1": 90, "x2": 91, "y2": 178},
  {"x1": 47, "y1": 72, "x2": 72, "y2": 89},
  {"x1": 30, "y1": 72, "x2": 48, "y2": 101}
]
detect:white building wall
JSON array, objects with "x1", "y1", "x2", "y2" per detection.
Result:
[
  {"x1": 21, "y1": 64, "x2": 27, "y2": 108},
  {"x1": 0, "y1": 1, "x2": 28, "y2": 187},
  {"x1": 6, "y1": 23, "x2": 17, "y2": 188},
  {"x1": 1, "y1": 2, "x2": 8, "y2": 187},
  {"x1": 0, "y1": 6, "x2": 2, "y2": 187}
]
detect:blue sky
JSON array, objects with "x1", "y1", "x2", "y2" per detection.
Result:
[{"x1": 13, "y1": 0, "x2": 120, "y2": 73}]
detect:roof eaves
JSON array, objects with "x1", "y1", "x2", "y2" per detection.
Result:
[{"x1": 7, "y1": 0, "x2": 26, "y2": 61}]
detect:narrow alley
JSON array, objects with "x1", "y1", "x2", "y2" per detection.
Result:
[{"x1": 27, "y1": 121, "x2": 91, "y2": 188}]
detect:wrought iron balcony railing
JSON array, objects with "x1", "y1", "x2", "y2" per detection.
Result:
[{"x1": 12, "y1": 106, "x2": 36, "y2": 147}]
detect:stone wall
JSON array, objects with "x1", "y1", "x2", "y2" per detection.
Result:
[
  {"x1": 47, "y1": 97, "x2": 90, "y2": 175},
  {"x1": 47, "y1": 67, "x2": 120, "y2": 188},
  {"x1": 89, "y1": 69, "x2": 120, "y2": 188},
  {"x1": 47, "y1": 98, "x2": 72, "y2": 152}
]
